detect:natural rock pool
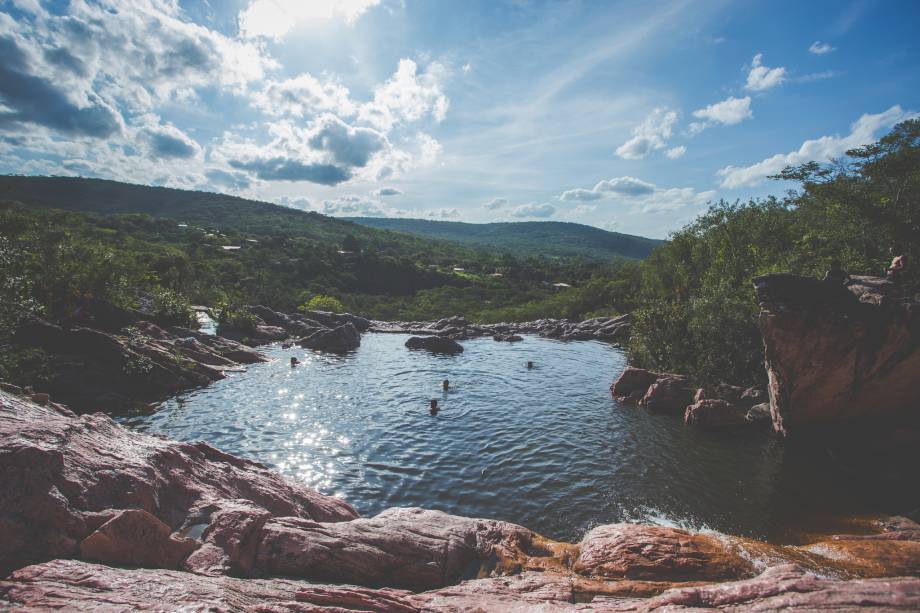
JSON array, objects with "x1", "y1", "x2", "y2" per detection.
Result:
[{"x1": 119, "y1": 333, "x2": 917, "y2": 542}]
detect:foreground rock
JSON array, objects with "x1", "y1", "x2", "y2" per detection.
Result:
[
  {"x1": 10, "y1": 313, "x2": 264, "y2": 411},
  {"x1": 755, "y1": 274, "x2": 920, "y2": 434},
  {"x1": 405, "y1": 335, "x2": 464, "y2": 354},
  {"x1": 0, "y1": 390, "x2": 356, "y2": 576},
  {"x1": 5, "y1": 558, "x2": 920, "y2": 612}
]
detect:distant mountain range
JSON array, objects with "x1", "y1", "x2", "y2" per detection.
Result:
[
  {"x1": 344, "y1": 217, "x2": 661, "y2": 260},
  {"x1": 0, "y1": 176, "x2": 660, "y2": 260}
]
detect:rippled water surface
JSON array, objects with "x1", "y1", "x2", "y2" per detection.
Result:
[{"x1": 119, "y1": 334, "x2": 917, "y2": 542}]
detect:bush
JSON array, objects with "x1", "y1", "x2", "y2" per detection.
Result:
[
  {"x1": 302, "y1": 294, "x2": 345, "y2": 313},
  {"x1": 150, "y1": 287, "x2": 197, "y2": 328}
]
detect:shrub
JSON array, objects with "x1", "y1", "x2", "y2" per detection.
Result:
[{"x1": 302, "y1": 294, "x2": 345, "y2": 313}]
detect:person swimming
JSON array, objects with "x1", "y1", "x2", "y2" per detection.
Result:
[
  {"x1": 290, "y1": 357, "x2": 299, "y2": 367},
  {"x1": 442, "y1": 379, "x2": 450, "y2": 391},
  {"x1": 429, "y1": 398, "x2": 439, "y2": 415},
  {"x1": 527, "y1": 361, "x2": 534, "y2": 369}
]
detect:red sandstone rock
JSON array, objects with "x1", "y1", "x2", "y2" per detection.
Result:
[
  {"x1": 754, "y1": 273, "x2": 920, "y2": 433},
  {"x1": 254, "y1": 507, "x2": 539, "y2": 590},
  {"x1": 611, "y1": 367, "x2": 658, "y2": 401},
  {"x1": 640, "y1": 376, "x2": 694, "y2": 413},
  {"x1": 79, "y1": 509, "x2": 198, "y2": 569},
  {"x1": 684, "y1": 399, "x2": 749, "y2": 428},
  {"x1": 573, "y1": 523, "x2": 753, "y2": 581},
  {"x1": 0, "y1": 390, "x2": 357, "y2": 575}
]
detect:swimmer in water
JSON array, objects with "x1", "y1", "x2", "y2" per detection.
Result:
[
  {"x1": 429, "y1": 398, "x2": 439, "y2": 415},
  {"x1": 527, "y1": 361, "x2": 534, "y2": 369},
  {"x1": 442, "y1": 379, "x2": 450, "y2": 391},
  {"x1": 290, "y1": 357, "x2": 299, "y2": 367}
]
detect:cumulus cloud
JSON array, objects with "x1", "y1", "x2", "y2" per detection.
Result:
[
  {"x1": 239, "y1": 0, "x2": 381, "y2": 39},
  {"x1": 307, "y1": 114, "x2": 388, "y2": 168},
  {"x1": 374, "y1": 187, "x2": 402, "y2": 196},
  {"x1": 745, "y1": 53, "x2": 786, "y2": 92},
  {"x1": 484, "y1": 197, "x2": 508, "y2": 210},
  {"x1": 615, "y1": 107, "x2": 678, "y2": 160},
  {"x1": 254, "y1": 73, "x2": 356, "y2": 118},
  {"x1": 557, "y1": 176, "x2": 714, "y2": 213},
  {"x1": 717, "y1": 105, "x2": 914, "y2": 188},
  {"x1": 230, "y1": 158, "x2": 351, "y2": 184},
  {"x1": 205, "y1": 169, "x2": 251, "y2": 191},
  {"x1": 358, "y1": 59, "x2": 449, "y2": 132},
  {"x1": 140, "y1": 121, "x2": 201, "y2": 159},
  {"x1": 321, "y1": 194, "x2": 403, "y2": 217},
  {"x1": 809, "y1": 41, "x2": 836, "y2": 55},
  {"x1": 689, "y1": 96, "x2": 753, "y2": 134},
  {"x1": 510, "y1": 202, "x2": 556, "y2": 218},
  {"x1": 665, "y1": 145, "x2": 686, "y2": 159},
  {"x1": 427, "y1": 207, "x2": 460, "y2": 218}
]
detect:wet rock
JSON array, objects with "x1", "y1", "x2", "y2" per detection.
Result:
[
  {"x1": 573, "y1": 523, "x2": 754, "y2": 581},
  {"x1": 79, "y1": 509, "x2": 198, "y2": 570},
  {"x1": 299, "y1": 323, "x2": 361, "y2": 353},
  {"x1": 0, "y1": 390, "x2": 357, "y2": 576},
  {"x1": 217, "y1": 321, "x2": 288, "y2": 346},
  {"x1": 493, "y1": 333, "x2": 524, "y2": 342},
  {"x1": 745, "y1": 402, "x2": 773, "y2": 425},
  {"x1": 640, "y1": 376, "x2": 694, "y2": 413},
  {"x1": 254, "y1": 507, "x2": 537, "y2": 590},
  {"x1": 304, "y1": 309, "x2": 372, "y2": 332},
  {"x1": 610, "y1": 367, "x2": 658, "y2": 402},
  {"x1": 755, "y1": 273, "x2": 920, "y2": 433},
  {"x1": 405, "y1": 335, "x2": 464, "y2": 354},
  {"x1": 684, "y1": 399, "x2": 749, "y2": 428}
]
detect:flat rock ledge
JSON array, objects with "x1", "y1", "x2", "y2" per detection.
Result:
[
  {"x1": 3, "y1": 391, "x2": 919, "y2": 611},
  {"x1": 372, "y1": 313, "x2": 633, "y2": 344}
]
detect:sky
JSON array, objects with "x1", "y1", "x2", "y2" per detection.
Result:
[{"x1": 1, "y1": 0, "x2": 918, "y2": 239}]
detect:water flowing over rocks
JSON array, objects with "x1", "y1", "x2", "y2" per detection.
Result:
[
  {"x1": 372, "y1": 313, "x2": 632, "y2": 344},
  {"x1": 3, "y1": 391, "x2": 919, "y2": 610},
  {"x1": 754, "y1": 274, "x2": 920, "y2": 434}
]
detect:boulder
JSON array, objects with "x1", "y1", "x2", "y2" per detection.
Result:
[
  {"x1": 405, "y1": 335, "x2": 464, "y2": 354},
  {"x1": 299, "y1": 323, "x2": 361, "y2": 353},
  {"x1": 573, "y1": 523, "x2": 753, "y2": 581},
  {"x1": 217, "y1": 321, "x2": 288, "y2": 346},
  {"x1": 610, "y1": 367, "x2": 658, "y2": 402},
  {"x1": 754, "y1": 273, "x2": 920, "y2": 433},
  {"x1": 640, "y1": 376, "x2": 694, "y2": 413},
  {"x1": 493, "y1": 333, "x2": 524, "y2": 342},
  {"x1": 0, "y1": 390, "x2": 357, "y2": 576},
  {"x1": 79, "y1": 509, "x2": 198, "y2": 570},
  {"x1": 684, "y1": 399, "x2": 749, "y2": 428},
  {"x1": 745, "y1": 402, "x2": 773, "y2": 425},
  {"x1": 254, "y1": 507, "x2": 540, "y2": 590}
]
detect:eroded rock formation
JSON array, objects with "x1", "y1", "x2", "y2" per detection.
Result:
[
  {"x1": 2, "y1": 391, "x2": 919, "y2": 610},
  {"x1": 754, "y1": 274, "x2": 920, "y2": 434}
]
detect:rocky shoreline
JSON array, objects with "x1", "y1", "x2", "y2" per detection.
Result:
[{"x1": 2, "y1": 389, "x2": 919, "y2": 611}]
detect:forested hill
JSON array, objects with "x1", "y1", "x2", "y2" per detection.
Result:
[
  {"x1": 0, "y1": 175, "x2": 398, "y2": 247},
  {"x1": 344, "y1": 217, "x2": 661, "y2": 260}
]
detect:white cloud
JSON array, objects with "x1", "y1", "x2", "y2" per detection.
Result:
[
  {"x1": 239, "y1": 0, "x2": 381, "y2": 39},
  {"x1": 615, "y1": 107, "x2": 678, "y2": 160},
  {"x1": 557, "y1": 176, "x2": 715, "y2": 213},
  {"x1": 808, "y1": 41, "x2": 836, "y2": 55},
  {"x1": 427, "y1": 207, "x2": 460, "y2": 218},
  {"x1": 374, "y1": 187, "x2": 402, "y2": 196},
  {"x1": 321, "y1": 194, "x2": 403, "y2": 217},
  {"x1": 358, "y1": 59, "x2": 450, "y2": 132},
  {"x1": 137, "y1": 117, "x2": 201, "y2": 159},
  {"x1": 254, "y1": 74, "x2": 356, "y2": 118},
  {"x1": 717, "y1": 105, "x2": 914, "y2": 188},
  {"x1": 665, "y1": 145, "x2": 686, "y2": 159},
  {"x1": 484, "y1": 197, "x2": 508, "y2": 210},
  {"x1": 745, "y1": 53, "x2": 786, "y2": 92},
  {"x1": 689, "y1": 96, "x2": 753, "y2": 134},
  {"x1": 510, "y1": 202, "x2": 556, "y2": 218},
  {"x1": 461, "y1": 63, "x2": 472, "y2": 74}
]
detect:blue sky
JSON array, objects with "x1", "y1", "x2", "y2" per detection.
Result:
[{"x1": 1, "y1": 0, "x2": 917, "y2": 238}]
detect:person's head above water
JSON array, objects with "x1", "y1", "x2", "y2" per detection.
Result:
[
  {"x1": 429, "y1": 398, "x2": 439, "y2": 415},
  {"x1": 442, "y1": 379, "x2": 450, "y2": 390},
  {"x1": 527, "y1": 361, "x2": 534, "y2": 369},
  {"x1": 290, "y1": 357, "x2": 298, "y2": 366}
]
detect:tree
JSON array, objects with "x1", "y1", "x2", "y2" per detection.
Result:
[{"x1": 303, "y1": 295, "x2": 345, "y2": 313}]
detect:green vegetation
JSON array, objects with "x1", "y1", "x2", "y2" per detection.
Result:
[
  {"x1": 302, "y1": 295, "x2": 345, "y2": 313},
  {"x1": 1, "y1": 120, "x2": 916, "y2": 389}
]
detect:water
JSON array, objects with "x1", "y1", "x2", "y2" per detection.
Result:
[{"x1": 118, "y1": 334, "x2": 919, "y2": 543}]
